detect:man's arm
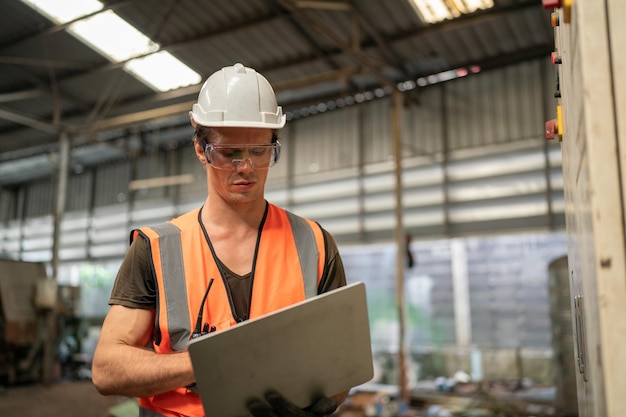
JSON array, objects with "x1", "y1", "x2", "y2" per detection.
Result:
[
  {"x1": 91, "y1": 305, "x2": 196, "y2": 398},
  {"x1": 317, "y1": 229, "x2": 347, "y2": 294}
]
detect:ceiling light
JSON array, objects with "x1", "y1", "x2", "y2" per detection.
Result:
[
  {"x1": 21, "y1": 0, "x2": 102, "y2": 23},
  {"x1": 407, "y1": 0, "x2": 494, "y2": 24},
  {"x1": 70, "y1": 11, "x2": 158, "y2": 62},
  {"x1": 125, "y1": 51, "x2": 202, "y2": 91},
  {"x1": 454, "y1": 0, "x2": 494, "y2": 13},
  {"x1": 20, "y1": 0, "x2": 200, "y2": 92}
]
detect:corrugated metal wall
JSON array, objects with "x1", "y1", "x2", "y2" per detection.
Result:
[
  {"x1": 278, "y1": 59, "x2": 547, "y2": 175},
  {"x1": 341, "y1": 230, "x2": 567, "y2": 351}
]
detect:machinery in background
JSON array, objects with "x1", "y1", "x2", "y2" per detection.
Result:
[
  {"x1": 0, "y1": 259, "x2": 47, "y2": 385},
  {"x1": 0, "y1": 259, "x2": 85, "y2": 386},
  {"x1": 56, "y1": 284, "x2": 90, "y2": 380}
]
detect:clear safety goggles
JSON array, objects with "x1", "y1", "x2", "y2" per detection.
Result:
[{"x1": 203, "y1": 142, "x2": 281, "y2": 170}]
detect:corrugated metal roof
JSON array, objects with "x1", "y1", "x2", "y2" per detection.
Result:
[{"x1": 0, "y1": 0, "x2": 554, "y2": 185}]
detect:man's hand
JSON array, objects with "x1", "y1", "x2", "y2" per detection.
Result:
[{"x1": 246, "y1": 390, "x2": 338, "y2": 417}]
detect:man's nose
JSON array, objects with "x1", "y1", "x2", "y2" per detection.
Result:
[{"x1": 234, "y1": 157, "x2": 255, "y2": 172}]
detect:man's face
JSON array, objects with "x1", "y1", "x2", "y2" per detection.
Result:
[{"x1": 198, "y1": 127, "x2": 274, "y2": 206}]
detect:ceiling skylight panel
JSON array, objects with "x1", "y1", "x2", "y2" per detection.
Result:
[
  {"x1": 70, "y1": 11, "x2": 158, "y2": 62},
  {"x1": 20, "y1": 0, "x2": 201, "y2": 92},
  {"x1": 408, "y1": 0, "x2": 494, "y2": 24},
  {"x1": 125, "y1": 51, "x2": 202, "y2": 92},
  {"x1": 413, "y1": 0, "x2": 453, "y2": 22},
  {"x1": 21, "y1": 0, "x2": 102, "y2": 23},
  {"x1": 456, "y1": 0, "x2": 494, "y2": 13}
]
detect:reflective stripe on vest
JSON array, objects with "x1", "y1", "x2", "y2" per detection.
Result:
[
  {"x1": 285, "y1": 210, "x2": 318, "y2": 300},
  {"x1": 150, "y1": 221, "x2": 189, "y2": 351}
]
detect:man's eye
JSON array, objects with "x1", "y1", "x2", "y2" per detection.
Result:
[
  {"x1": 250, "y1": 147, "x2": 267, "y2": 156},
  {"x1": 219, "y1": 149, "x2": 240, "y2": 158}
]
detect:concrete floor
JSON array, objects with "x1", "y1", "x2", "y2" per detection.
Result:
[{"x1": 0, "y1": 380, "x2": 128, "y2": 417}]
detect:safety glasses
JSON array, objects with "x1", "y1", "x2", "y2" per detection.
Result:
[{"x1": 203, "y1": 142, "x2": 281, "y2": 170}]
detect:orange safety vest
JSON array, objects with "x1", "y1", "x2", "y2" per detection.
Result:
[{"x1": 133, "y1": 204, "x2": 326, "y2": 417}]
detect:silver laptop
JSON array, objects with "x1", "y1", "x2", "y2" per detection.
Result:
[{"x1": 188, "y1": 281, "x2": 373, "y2": 417}]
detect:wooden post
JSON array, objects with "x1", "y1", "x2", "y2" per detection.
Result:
[{"x1": 391, "y1": 89, "x2": 409, "y2": 406}]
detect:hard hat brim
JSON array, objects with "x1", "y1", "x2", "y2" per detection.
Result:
[{"x1": 189, "y1": 111, "x2": 286, "y2": 129}]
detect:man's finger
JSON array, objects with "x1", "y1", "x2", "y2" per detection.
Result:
[
  {"x1": 309, "y1": 397, "x2": 338, "y2": 416},
  {"x1": 264, "y1": 390, "x2": 307, "y2": 417},
  {"x1": 247, "y1": 397, "x2": 279, "y2": 417}
]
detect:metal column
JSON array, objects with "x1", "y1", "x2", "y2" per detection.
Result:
[{"x1": 44, "y1": 131, "x2": 71, "y2": 385}]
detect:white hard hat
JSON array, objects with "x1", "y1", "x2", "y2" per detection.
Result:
[{"x1": 190, "y1": 63, "x2": 286, "y2": 129}]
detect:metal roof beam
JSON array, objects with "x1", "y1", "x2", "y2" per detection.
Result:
[
  {"x1": 0, "y1": 88, "x2": 45, "y2": 104},
  {"x1": 348, "y1": 0, "x2": 415, "y2": 80},
  {"x1": 278, "y1": 0, "x2": 393, "y2": 91},
  {"x1": 0, "y1": 107, "x2": 60, "y2": 133}
]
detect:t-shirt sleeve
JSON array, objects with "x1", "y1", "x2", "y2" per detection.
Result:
[
  {"x1": 109, "y1": 235, "x2": 157, "y2": 309},
  {"x1": 318, "y1": 228, "x2": 347, "y2": 294}
]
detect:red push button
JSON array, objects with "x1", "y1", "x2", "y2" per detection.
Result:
[{"x1": 542, "y1": 0, "x2": 562, "y2": 8}]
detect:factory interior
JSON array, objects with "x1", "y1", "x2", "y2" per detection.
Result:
[{"x1": 1, "y1": 1, "x2": 625, "y2": 417}]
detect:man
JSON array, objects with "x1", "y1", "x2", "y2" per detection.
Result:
[{"x1": 92, "y1": 63, "x2": 348, "y2": 417}]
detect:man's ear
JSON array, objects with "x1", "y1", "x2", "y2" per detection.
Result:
[{"x1": 194, "y1": 140, "x2": 207, "y2": 164}]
